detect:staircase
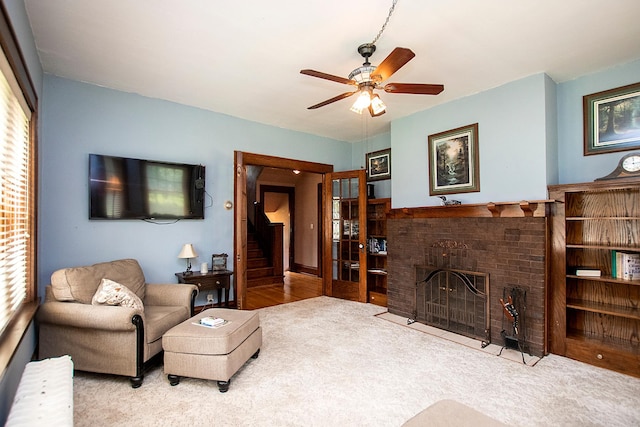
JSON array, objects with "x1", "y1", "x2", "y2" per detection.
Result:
[{"x1": 247, "y1": 232, "x2": 283, "y2": 287}]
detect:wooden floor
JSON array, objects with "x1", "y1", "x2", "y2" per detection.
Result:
[{"x1": 245, "y1": 271, "x2": 323, "y2": 310}]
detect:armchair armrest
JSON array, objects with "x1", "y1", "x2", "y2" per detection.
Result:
[
  {"x1": 37, "y1": 301, "x2": 141, "y2": 331},
  {"x1": 145, "y1": 283, "x2": 198, "y2": 309}
]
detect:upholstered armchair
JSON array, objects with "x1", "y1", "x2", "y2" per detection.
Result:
[{"x1": 37, "y1": 258, "x2": 197, "y2": 388}]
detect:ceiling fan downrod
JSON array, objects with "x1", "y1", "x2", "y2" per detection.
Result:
[{"x1": 357, "y1": 43, "x2": 376, "y2": 65}]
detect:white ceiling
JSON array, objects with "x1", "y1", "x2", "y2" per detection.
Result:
[{"x1": 24, "y1": 0, "x2": 640, "y2": 143}]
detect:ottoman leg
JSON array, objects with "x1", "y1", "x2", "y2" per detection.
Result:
[
  {"x1": 252, "y1": 349, "x2": 260, "y2": 359},
  {"x1": 217, "y1": 380, "x2": 230, "y2": 393},
  {"x1": 168, "y1": 374, "x2": 180, "y2": 386}
]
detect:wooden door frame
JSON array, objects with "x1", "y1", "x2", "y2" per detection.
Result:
[{"x1": 234, "y1": 151, "x2": 333, "y2": 309}]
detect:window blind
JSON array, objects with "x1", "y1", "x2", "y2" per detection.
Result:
[{"x1": 0, "y1": 47, "x2": 31, "y2": 335}]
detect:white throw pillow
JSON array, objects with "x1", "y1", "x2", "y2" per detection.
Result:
[{"x1": 91, "y1": 278, "x2": 144, "y2": 311}]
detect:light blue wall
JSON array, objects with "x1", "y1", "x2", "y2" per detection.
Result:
[
  {"x1": 545, "y1": 74, "x2": 559, "y2": 186},
  {"x1": 2, "y1": 0, "x2": 43, "y2": 94},
  {"x1": 39, "y1": 75, "x2": 352, "y2": 301},
  {"x1": 391, "y1": 73, "x2": 551, "y2": 208},
  {"x1": 557, "y1": 59, "x2": 640, "y2": 184}
]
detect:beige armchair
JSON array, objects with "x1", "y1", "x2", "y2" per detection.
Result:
[{"x1": 37, "y1": 259, "x2": 197, "y2": 388}]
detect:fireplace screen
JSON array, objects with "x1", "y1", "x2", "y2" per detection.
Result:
[{"x1": 415, "y1": 268, "x2": 490, "y2": 344}]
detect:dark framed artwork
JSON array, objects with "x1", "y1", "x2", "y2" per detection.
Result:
[
  {"x1": 366, "y1": 148, "x2": 391, "y2": 181},
  {"x1": 428, "y1": 123, "x2": 480, "y2": 196},
  {"x1": 211, "y1": 253, "x2": 228, "y2": 271},
  {"x1": 584, "y1": 82, "x2": 640, "y2": 155}
]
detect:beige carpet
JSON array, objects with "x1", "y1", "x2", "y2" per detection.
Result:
[{"x1": 73, "y1": 296, "x2": 640, "y2": 426}]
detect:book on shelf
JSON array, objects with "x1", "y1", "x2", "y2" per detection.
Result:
[
  {"x1": 611, "y1": 250, "x2": 640, "y2": 280},
  {"x1": 575, "y1": 269, "x2": 601, "y2": 277},
  {"x1": 622, "y1": 252, "x2": 640, "y2": 280}
]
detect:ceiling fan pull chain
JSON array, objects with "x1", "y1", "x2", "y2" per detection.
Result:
[{"x1": 371, "y1": 0, "x2": 399, "y2": 45}]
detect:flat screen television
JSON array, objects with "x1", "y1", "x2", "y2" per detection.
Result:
[{"x1": 89, "y1": 154, "x2": 205, "y2": 220}]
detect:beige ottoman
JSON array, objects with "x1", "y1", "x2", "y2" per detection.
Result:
[{"x1": 162, "y1": 308, "x2": 262, "y2": 392}]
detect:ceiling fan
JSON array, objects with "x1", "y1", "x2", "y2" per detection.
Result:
[{"x1": 300, "y1": 43, "x2": 444, "y2": 117}]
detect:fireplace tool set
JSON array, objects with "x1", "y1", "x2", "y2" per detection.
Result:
[{"x1": 499, "y1": 292, "x2": 528, "y2": 364}]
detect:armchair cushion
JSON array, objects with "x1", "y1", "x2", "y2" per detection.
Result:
[
  {"x1": 91, "y1": 278, "x2": 144, "y2": 311},
  {"x1": 51, "y1": 258, "x2": 146, "y2": 304}
]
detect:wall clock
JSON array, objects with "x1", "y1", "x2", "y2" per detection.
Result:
[{"x1": 596, "y1": 152, "x2": 640, "y2": 181}]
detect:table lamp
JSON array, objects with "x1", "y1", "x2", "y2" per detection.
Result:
[{"x1": 178, "y1": 243, "x2": 197, "y2": 275}]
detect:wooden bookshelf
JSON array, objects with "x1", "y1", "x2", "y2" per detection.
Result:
[{"x1": 548, "y1": 179, "x2": 640, "y2": 378}]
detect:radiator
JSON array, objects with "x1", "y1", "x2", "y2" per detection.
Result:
[{"x1": 6, "y1": 355, "x2": 73, "y2": 427}]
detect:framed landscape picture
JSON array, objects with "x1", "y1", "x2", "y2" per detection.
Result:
[
  {"x1": 428, "y1": 123, "x2": 480, "y2": 196},
  {"x1": 366, "y1": 148, "x2": 391, "y2": 181},
  {"x1": 584, "y1": 82, "x2": 640, "y2": 155}
]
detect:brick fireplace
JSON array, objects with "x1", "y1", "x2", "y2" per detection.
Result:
[{"x1": 386, "y1": 201, "x2": 550, "y2": 357}]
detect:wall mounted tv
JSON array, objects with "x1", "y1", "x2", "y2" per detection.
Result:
[{"x1": 89, "y1": 154, "x2": 205, "y2": 220}]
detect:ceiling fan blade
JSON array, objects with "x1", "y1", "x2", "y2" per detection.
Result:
[
  {"x1": 300, "y1": 69, "x2": 357, "y2": 86},
  {"x1": 384, "y1": 83, "x2": 444, "y2": 95},
  {"x1": 371, "y1": 47, "x2": 415, "y2": 81},
  {"x1": 307, "y1": 91, "x2": 358, "y2": 109}
]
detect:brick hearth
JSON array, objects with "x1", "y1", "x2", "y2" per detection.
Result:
[{"x1": 386, "y1": 202, "x2": 550, "y2": 357}]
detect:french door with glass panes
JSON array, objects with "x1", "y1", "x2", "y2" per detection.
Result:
[{"x1": 323, "y1": 170, "x2": 367, "y2": 302}]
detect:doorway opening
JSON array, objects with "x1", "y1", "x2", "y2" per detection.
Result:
[{"x1": 234, "y1": 152, "x2": 333, "y2": 309}]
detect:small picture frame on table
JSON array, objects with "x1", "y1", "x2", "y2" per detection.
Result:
[{"x1": 211, "y1": 253, "x2": 228, "y2": 271}]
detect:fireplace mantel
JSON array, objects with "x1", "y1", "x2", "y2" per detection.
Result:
[{"x1": 388, "y1": 200, "x2": 553, "y2": 219}]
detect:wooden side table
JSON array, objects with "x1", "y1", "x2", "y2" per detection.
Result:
[{"x1": 175, "y1": 270, "x2": 233, "y2": 309}]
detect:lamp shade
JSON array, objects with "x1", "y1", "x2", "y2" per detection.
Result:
[{"x1": 178, "y1": 243, "x2": 198, "y2": 259}]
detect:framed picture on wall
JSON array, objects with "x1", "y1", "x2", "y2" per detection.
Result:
[
  {"x1": 366, "y1": 148, "x2": 391, "y2": 181},
  {"x1": 583, "y1": 82, "x2": 640, "y2": 155},
  {"x1": 427, "y1": 123, "x2": 480, "y2": 196}
]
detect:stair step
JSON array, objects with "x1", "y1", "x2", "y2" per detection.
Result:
[
  {"x1": 247, "y1": 240, "x2": 260, "y2": 250},
  {"x1": 247, "y1": 266, "x2": 274, "y2": 279},
  {"x1": 248, "y1": 257, "x2": 269, "y2": 268},
  {"x1": 247, "y1": 275, "x2": 284, "y2": 288},
  {"x1": 248, "y1": 248, "x2": 264, "y2": 258}
]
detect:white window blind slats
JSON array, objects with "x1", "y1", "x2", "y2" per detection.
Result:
[{"x1": 0, "y1": 50, "x2": 31, "y2": 335}]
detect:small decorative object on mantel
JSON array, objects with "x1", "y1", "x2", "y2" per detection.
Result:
[
  {"x1": 438, "y1": 196, "x2": 461, "y2": 206},
  {"x1": 211, "y1": 253, "x2": 228, "y2": 271},
  {"x1": 595, "y1": 152, "x2": 640, "y2": 181}
]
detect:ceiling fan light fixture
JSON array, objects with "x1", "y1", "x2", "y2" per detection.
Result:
[
  {"x1": 350, "y1": 90, "x2": 372, "y2": 114},
  {"x1": 348, "y1": 65, "x2": 376, "y2": 84},
  {"x1": 369, "y1": 94, "x2": 386, "y2": 116}
]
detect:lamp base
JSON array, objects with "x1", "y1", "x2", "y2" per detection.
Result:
[{"x1": 184, "y1": 260, "x2": 193, "y2": 275}]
